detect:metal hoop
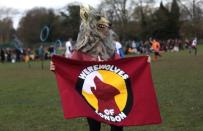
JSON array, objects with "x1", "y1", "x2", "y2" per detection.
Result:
[{"x1": 40, "y1": 26, "x2": 50, "y2": 42}]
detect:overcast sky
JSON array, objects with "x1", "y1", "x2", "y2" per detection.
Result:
[
  {"x1": 0, "y1": 0, "x2": 100, "y2": 10},
  {"x1": 0, "y1": 0, "x2": 167, "y2": 28},
  {"x1": 0, "y1": 0, "x2": 101, "y2": 28}
]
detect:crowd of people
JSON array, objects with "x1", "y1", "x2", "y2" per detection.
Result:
[
  {"x1": 125, "y1": 38, "x2": 198, "y2": 55},
  {"x1": 0, "y1": 37, "x2": 198, "y2": 64},
  {"x1": 0, "y1": 45, "x2": 56, "y2": 63}
]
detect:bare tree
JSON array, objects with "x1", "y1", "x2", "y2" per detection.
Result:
[
  {"x1": 177, "y1": 0, "x2": 203, "y2": 20},
  {"x1": 177, "y1": 0, "x2": 203, "y2": 37},
  {"x1": 0, "y1": 7, "x2": 19, "y2": 20},
  {"x1": 0, "y1": 18, "x2": 14, "y2": 43},
  {"x1": 17, "y1": 8, "x2": 57, "y2": 46},
  {"x1": 98, "y1": 0, "x2": 135, "y2": 40},
  {"x1": 98, "y1": 0, "x2": 156, "y2": 40}
]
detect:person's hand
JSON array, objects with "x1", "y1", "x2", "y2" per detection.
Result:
[
  {"x1": 98, "y1": 56, "x2": 104, "y2": 61},
  {"x1": 50, "y1": 61, "x2": 55, "y2": 71},
  {"x1": 147, "y1": 55, "x2": 151, "y2": 63}
]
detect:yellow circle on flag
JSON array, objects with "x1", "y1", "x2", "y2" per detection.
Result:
[{"x1": 82, "y1": 70, "x2": 128, "y2": 112}]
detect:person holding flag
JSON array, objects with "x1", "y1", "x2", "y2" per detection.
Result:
[{"x1": 50, "y1": 5, "x2": 160, "y2": 131}]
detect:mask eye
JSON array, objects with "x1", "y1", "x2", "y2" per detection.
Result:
[
  {"x1": 96, "y1": 16, "x2": 101, "y2": 21},
  {"x1": 109, "y1": 23, "x2": 112, "y2": 28}
]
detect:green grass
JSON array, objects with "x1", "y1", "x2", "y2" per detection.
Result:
[{"x1": 0, "y1": 46, "x2": 203, "y2": 131}]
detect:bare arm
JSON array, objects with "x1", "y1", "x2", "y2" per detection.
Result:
[{"x1": 147, "y1": 55, "x2": 151, "y2": 63}]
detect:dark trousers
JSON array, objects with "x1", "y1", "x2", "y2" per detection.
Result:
[
  {"x1": 189, "y1": 46, "x2": 197, "y2": 55},
  {"x1": 87, "y1": 118, "x2": 123, "y2": 131},
  {"x1": 192, "y1": 46, "x2": 197, "y2": 55}
]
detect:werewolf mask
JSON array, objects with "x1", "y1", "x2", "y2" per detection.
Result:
[{"x1": 74, "y1": 5, "x2": 116, "y2": 60}]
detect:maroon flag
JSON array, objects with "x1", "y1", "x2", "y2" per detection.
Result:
[{"x1": 52, "y1": 55, "x2": 162, "y2": 126}]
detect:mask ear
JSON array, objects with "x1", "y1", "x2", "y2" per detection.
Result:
[
  {"x1": 88, "y1": 5, "x2": 94, "y2": 10},
  {"x1": 80, "y1": 5, "x2": 90, "y2": 21}
]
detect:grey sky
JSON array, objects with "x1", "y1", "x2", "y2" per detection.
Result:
[
  {"x1": 0, "y1": 0, "x2": 168, "y2": 28},
  {"x1": 0, "y1": 0, "x2": 101, "y2": 28},
  {"x1": 0, "y1": 0, "x2": 100, "y2": 10}
]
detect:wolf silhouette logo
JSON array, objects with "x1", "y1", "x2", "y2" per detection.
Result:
[
  {"x1": 91, "y1": 76, "x2": 121, "y2": 115},
  {"x1": 76, "y1": 65, "x2": 133, "y2": 122}
]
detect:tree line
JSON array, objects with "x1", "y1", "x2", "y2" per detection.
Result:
[{"x1": 0, "y1": 0, "x2": 203, "y2": 47}]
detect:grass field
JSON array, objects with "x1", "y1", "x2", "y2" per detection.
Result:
[{"x1": 0, "y1": 46, "x2": 203, "y2": 131}]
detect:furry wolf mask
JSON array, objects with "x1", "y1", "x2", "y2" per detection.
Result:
[{"x1": 74, "y1": 5, "x2": 116, "y2": 60}]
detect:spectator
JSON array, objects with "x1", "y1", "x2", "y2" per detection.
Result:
[
  {"x1": 65, "y1": 38, "x2": 73, "y2": 58},
  {"x1": 0, "y1": 48, "x2": 5, "y2": 63},
  {"x1": 113, "y1": 36, "x2": 125, "y2": 58},
  {"x1": 191, "y1": 37, "x2": 197, "y2": 55},
  {"x1": 151, "y1": 39, "x2": 161, "y2": 61}
]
